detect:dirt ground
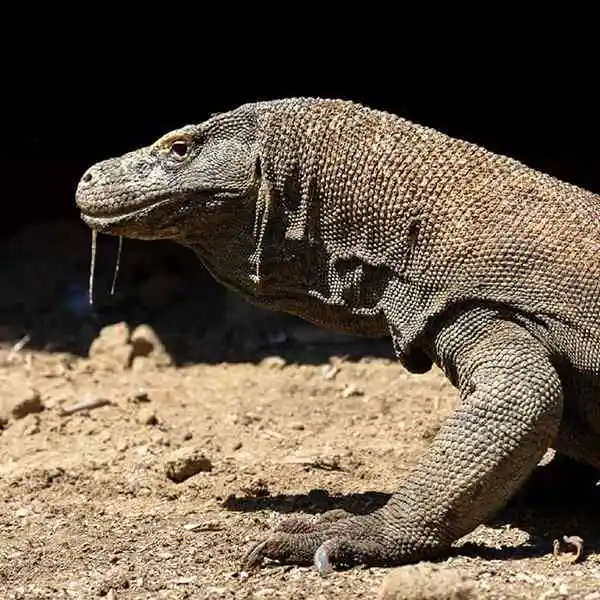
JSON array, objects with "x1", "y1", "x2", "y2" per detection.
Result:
[{"x1": 1, "y1": 221, "x2": 600, "y2": 599}]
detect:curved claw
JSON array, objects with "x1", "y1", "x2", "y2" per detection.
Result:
[
  {"x1": 242, "y1": 531, "x2": 325, "y2": 569},
  {"x1": 242, "y1": 539, "x2": 271, "y2": 569},
  {"x1": 313, "y1": 539, "x2": 336, "y2": 577},
  {"x1": 316, "y1": 536, "x2": 382, "y2": 573}
]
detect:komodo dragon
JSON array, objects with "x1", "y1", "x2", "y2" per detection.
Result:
[{"x1": 75, "y1": 97, "x2": 600, "y2": 575}]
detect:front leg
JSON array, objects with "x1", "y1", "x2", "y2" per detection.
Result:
[{"x1": 243, "y1": 312, "x2": 564, "y2": 574}]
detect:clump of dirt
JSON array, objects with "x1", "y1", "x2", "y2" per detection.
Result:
[
  {"x1": 164, "y1": 446, "x2": 213, "y2": 483},
  {"x1": 378, "y1": 564, "x2": 475, "y2": 600}
]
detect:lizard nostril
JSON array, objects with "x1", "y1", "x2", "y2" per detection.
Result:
[{"x1": 82, "y1": 170, "x2": 93, "y2": 184}]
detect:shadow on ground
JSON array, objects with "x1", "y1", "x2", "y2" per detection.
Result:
[
  {"x1": 0, "y1": 219, "x2": 394, "y2": 366},
  {"x1": 223, "y1": 454, "x2": 600, "y2": 563}
]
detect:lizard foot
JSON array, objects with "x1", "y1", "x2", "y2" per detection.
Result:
[
  {"x1": 273, "y1": 509, "x2": 353, "y2": 533},
  {"x1": 242, "y1": 510, "x2": 387, "y2": 575}
]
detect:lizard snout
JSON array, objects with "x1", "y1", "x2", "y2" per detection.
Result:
[
  {"x1": 75, "y1": 164, "x2": 101, "y2": 206},
  {"x1": 75, "y1": 159, "x2": 122, "y2": 215},
  {"x1": 80, "y1": 168, "x2": 94, "y2": 185}
]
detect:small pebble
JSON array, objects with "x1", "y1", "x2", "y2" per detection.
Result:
[
  {"x1": 183, "y1": 521, "x2": 222, "y2": 531},
  {"x1": 229, "y1": 571, "x2": 249, "y2": 580},
  {"x1": 164, "y1": 447, "x2": 213, "y2": 483},
  {"x1": 321, "y1": 364, "x2": 341, "y2": 380},
  {"x1": 138, "y1": 409, "x2": 159, "y2": 426},
  {"x1": 15, "y1": 414, "x2": 41, "y2": 436},
  {"x1": 1, "y1": 388, "x2": 45, "y2": 421},
  {"x1": 340, "y1": 384, "x2": 364, "y2": 399},
  {"x1": 131, "y1": 388, "x2": 150, "y2": 403},
  {"x1": 171, "y1": 577, "x2": 196, "y2": 585},
  {"x1": 260, "y1": 356, "x2": 286, "y2": 369},
  {"x1": 88, "y1": 322, "x2": 133, "y2": 370},
  {"x1": 130, "y1": 324, "x2": 173, "y2": 366}
]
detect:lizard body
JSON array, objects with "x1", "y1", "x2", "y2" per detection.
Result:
[{"x1": 75, "y1": 97, "x2": 600, "y2": 573}]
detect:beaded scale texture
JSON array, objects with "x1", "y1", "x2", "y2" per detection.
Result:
[{"x1": 76, "y1": 98, "x2": 600, "y2": 574}]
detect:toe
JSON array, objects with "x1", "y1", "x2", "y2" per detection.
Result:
[
  {"x1": 274, "y1": 509, "x2": 353, "y2": 534},
  {"x1": 242, "y1": 531, "x2": 327, "y2": 569},
  {"x1": 318, "y1": 508, "x2": 354, "y2": 523},
  {"x1": 275, "y1": 517, "x2": 321, "y2": 534},
  {"x1": 313, "y1": 535, "x2": 389, "y2": 575}
]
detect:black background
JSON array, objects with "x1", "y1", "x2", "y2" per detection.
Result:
[{"x1": 2, "y1": 26, "x2": 598, "y2": 236}]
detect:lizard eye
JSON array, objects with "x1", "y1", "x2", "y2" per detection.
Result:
[{"x1": 169, "y1": 140, "x2": 190, "y2": 160}]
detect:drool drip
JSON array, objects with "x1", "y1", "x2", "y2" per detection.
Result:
[
  {"x1": 111, "y1": 236, "x2": 123, "y2": 296},
  {"x1": 88, "y1": 232, "x2": 124, "y2": 307},
  {"x1": 88, "y1": 230, "x2": 97, "y2": 306}
]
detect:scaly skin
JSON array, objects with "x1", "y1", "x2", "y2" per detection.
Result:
[{"x1": 75, "y1": 98, "x2": 600, "y2": 574}]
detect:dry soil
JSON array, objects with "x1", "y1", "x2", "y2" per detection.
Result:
[{"x1": 1, "y1": 221, "x2": 599, "y2": 599}]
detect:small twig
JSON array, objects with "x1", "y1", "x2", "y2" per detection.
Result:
[
  {"x1": 7, "y1": 334, "x2": 31, "y2": 361},
  {"x1": 261, "y1": 429, "x2": 284, "y2": 440},
  {"x1": 553, "y1": 534, "x2": 584, "y2": 563},
  {"x1": 59, "y1": 397, "x2": 112, "y2": 417},
  {"x1": 282, "y1": 455, "x2": 343, "y2": 471},
  {"x1": 183, "y1": 521, "x2": 223, "y2": 532}
]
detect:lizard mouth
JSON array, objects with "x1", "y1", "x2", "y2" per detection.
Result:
[
  {"x1": 81, "y1": 212, "x2": 134, "y2": 231},
  {"x1": 78, "y1": 197, "x2": 183, "y2": 239},
  {"x1": 78, "y1": 197, "x2": 178, "y2": 230}
]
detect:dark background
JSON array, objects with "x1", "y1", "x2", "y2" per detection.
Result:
[{"x1": 3, "y1": 53, "x2": 599, "y2": 237}]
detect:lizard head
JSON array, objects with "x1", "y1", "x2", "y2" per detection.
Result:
[{"x1": 75, "y1": 107, "x2": 262, "y2": 241}]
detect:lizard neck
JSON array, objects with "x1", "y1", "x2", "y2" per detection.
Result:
[
  {"x1": 183, "y1": 97, "x2": 485, "y2": 341},
  {"x1": 182, "y1": 98, "x2": 443, "y2": 336}
]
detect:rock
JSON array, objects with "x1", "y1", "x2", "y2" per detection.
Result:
[
  {"x1": 88, "y1": 322, "x2": 133, "y2": 370},
  {"x1": 239, "y1": 477, "x2": 270, "y2": 498},
  {"x1": 12, "y1": 413, "x2": 41, "y2": 436},
  {"x1": 340, "y1": 384, "x2": 365, "y2": 399},
  {"x1": 93, "y1": 566, "x2": 130, "y2": 596},
  {"x1": 377, "y1": 564, "x2": 475, "y2": 600},
  {"x1": 131, "y1": 356, "x2": 153, "y2": 372},
  {"x1": 164, "y1": 447, "x2": 213, "y2": 483},
  {"x1": 129, "y1": 325, "x2": 156, "y2": 358},
  {"x1": 259, "y1": 356, "x2": 286, "y2": 369},
  {"x1": 321, "y1": 364, "x2": 341, "y2": 380},
  {"x1": 129, "y1": 388, "x2": 151, "y2": 403},
  {"x1": 87, "y1": 322, "x2": 172, "y2": 370},
  {"x1": 92, "y1": 322, "x2": 129, "y2": 346},
  {"x1": 138, "y1": 408, "x2": 159, "y2": 426},
  {"x1": 0, "y1": 388, "x2": 44, "y2": 422},
  {"x1": 130, "y1": 324, "x2": 173, "y2": 368}
]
